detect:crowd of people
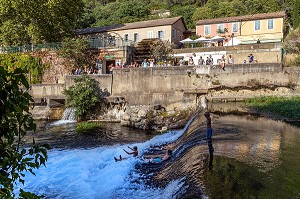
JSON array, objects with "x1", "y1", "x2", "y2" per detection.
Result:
[
  {"x1": 72, "y1": 65, "x2": 100, "y2": 75},
  {"x1": 71, "y1": 53, "x2": 258, "y2": 75}
]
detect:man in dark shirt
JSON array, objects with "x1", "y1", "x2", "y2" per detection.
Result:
[{"x1": 204, "y1": 111, "x2": 213, "y2": 140}]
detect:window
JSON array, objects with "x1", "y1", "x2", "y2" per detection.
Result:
[
  {"x1": 255, "y1": 20, "x2": 261, "y2": 30},
  {"x1": 133, "y1": 33, "x2": 139, "y2": 42},
  {"x1": 232, "y1": 22, "x2": 239, "y2": 33},
  {"x1": 268, "y1": 19, "x2": 274, "y2": 30},
  {"x1": 204, "y1": 25, "x2": 211, "y2": 35},
  {"x1": 172, "y1": 29, "x2": 177, "y2": 39},
  {"x1": 217, "y1": 24, "x2": 224, "y2": 33},
  {"x1": 124, "y1": 34, "x2": 129, "y2": 42},
  {"x1": 158, "y1": 30, "x2": 165, "y2": 39},
  {"x1": 147, "y1": 31, "x2": 153, "y2": 38}
]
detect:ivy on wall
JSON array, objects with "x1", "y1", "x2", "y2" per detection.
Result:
[{"x1": 0, "y1": 53, "x2": 47, "y2": 84}]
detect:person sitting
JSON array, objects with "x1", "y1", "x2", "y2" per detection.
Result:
[
  {"x1": 144, "y1": 149, "x2": 173, "y2": 163},
  {"x1": 114, "y1": 146, "x2": 138, "y2": 161}
]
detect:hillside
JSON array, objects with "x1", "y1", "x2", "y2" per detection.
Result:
[{"x1": 78, "y1": 0, "x2": 299, "y2": 30}]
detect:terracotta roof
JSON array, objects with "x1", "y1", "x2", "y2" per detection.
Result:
[
  {"x1": 75, "y1": 16, "x2": 186, "y2": 35},
  {"x1": 196, "y1": 11, "x2": 285, "y2": 25}
]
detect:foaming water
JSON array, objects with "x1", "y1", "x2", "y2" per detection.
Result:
[
  {"x1": 50, "y1": 108, "x2": 76, "y2": 126},
  {"x1": 18, "y1": 128, "x2": 188, "y2": 198}
]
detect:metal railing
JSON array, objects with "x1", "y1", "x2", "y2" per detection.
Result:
[{"x1": 0, "y1": 38, "x2": 136, "y2": 54}]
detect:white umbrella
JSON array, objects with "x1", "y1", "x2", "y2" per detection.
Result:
[
  {"x1": 194, "y1": 37, "x2": 211, "y2": 43},
  {"x1": 179, "y1": 38, "x2": 195, "y2": 44},
  {"x1": 210, "y1": 35, "x2": 225, "y2": 42}
]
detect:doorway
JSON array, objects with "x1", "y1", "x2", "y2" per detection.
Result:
[{"x1": 104, "y1": 60, "x2": 115, "y2": 74}]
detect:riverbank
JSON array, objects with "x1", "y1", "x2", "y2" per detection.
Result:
[{"x1": 246, "y1": 96, "x2": 300, "y2": 121}]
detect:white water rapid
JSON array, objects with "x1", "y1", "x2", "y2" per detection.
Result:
[
  {"x1": 17, "y1": 128, "x2": 188, "y2": 199},
  {"x1": 51, "y1": 107, "x2": 77, "y2": 126}
]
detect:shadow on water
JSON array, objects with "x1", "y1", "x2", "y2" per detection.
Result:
[
  {"x1": 138, "y1": 102, "x2": 300, "y2": 199},
  {"x1": 27, "y1": 121, "x2": 157, "y2": 149}
]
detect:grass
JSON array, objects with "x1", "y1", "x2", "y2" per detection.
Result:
[
  {"x1": 246, "y1": 96, "x2": 300, "y2": 120},
  {"x1": 75, "y1": 122, "x2": 100, "y2": 133}
]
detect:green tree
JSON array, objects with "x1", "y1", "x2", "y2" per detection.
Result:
[
  {"x1": 171, "y1": 5, "x2": 197, "y2": 29},
  {"x1": 0, "y1": 0, "x2": 84, "y2": 45},
  {"x1": 150, "y1": 39, "x2": 174, "y2": 62},
  {"x1": 283, "y1": 28, "x2": 300, "y2": 65},
  {"x1": 59, "y1": 37, "x2": 97, "y2": 69},
  {"x1": 93, "y1": 0, "x2": 150, "y2": 27},
  {"x1": 291, "y1": 0, "x2": 300, "y2": 28},
  {"x1": 0, "y1": 67, "x2": 50, "y2": 198},
  {"x1": 0, "y1": 53, "x2": 47, "y2": 84},
  {"x1": 63, "y1": 75, "x2": 110, "y2": 120}
]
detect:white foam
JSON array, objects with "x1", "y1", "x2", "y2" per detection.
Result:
[{"x1": 16, "y1": 129, "x2": 188, "y2": 198}]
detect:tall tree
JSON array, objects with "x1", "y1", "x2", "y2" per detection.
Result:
[
  {"x1": 0, "y1": 67, "x2": 50, "y2": 198},
  {"x1": 0, "y1": 0, "x2": 84, "y2": 46}
]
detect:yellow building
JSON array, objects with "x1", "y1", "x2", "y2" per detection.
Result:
[{"x1": 196, "y1": 12, "x2": 285, "y2": 44}]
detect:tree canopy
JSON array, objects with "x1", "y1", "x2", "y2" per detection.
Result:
[
  {"x1": 76, "y1": 0, "x2": 298, "y2": 31},
  {"x1": 0, "y1": 0, "x2": 84, "y2": 46}
]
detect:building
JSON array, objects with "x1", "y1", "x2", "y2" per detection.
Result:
[
  {"x1": 75, "y1": 16, "x2": 187, "y2": 47},
  {"x1": 74, "y1": 17, "x2": 187, "y2": 73},
  {"x1": 196, "y1": 12, "x2": 285, "y2": 44}
]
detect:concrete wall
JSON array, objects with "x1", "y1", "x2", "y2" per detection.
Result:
[
  {"x1": 111, "y1": 63, "x2": 293, "y2": 106},
  {"x1": 30, "y1": 84, "x2": 65, "y2": 99},
  {"x1": 30, "y1": 64, "x2": 300, "y2": 107}
]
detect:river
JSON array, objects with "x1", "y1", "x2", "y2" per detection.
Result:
[{"x1": 18, "y1": 103, "x2": 300, "y2": 198}]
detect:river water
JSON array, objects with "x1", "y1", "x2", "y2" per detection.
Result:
[{"x1": 18, "y1": 103, "x2": 300, "y2": 198}]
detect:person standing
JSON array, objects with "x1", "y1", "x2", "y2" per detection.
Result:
[
  {"x1": 141, "y1": 59, "x2": 149, "y2": 68},
  {"x1": 204, "y1": 111, "x2": 213, "y2": 140},
  {"x1": 220, "y1": 55, "x2": 226, "y2": 71},
  {"x1": 228, "y1": 55, "x2": 233, "y2": 64},
  {"x1": 248, "y1": 54, "x2": 254, "y2": 63},
  {"x1": 179, "y1": 58, "x2": 184, "y2": 66},
  {"x1": 198, "y1": 56, "x2": 204, "y2": 65}
]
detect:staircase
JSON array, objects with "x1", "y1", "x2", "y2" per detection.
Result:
[{"x1": 133, "y1": 38, "x2": 160, "y2": 63}]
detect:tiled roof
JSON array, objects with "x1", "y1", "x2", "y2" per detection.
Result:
[
  {"x1": 75, "y1": 16, "x2": 186, "y2": 35},
  {"x1": 196, "y1": 11, "x2": 285, "y2": 25}
]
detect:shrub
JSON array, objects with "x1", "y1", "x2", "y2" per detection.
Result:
[{"x1": 63, "y1": 75, "x2": 110, "y2": 120}]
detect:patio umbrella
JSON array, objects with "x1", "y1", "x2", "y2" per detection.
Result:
[
  {"x1": 210, "y1": 35, "x2": 225, "y2": 42},
  {"x1": 179, "y1": 38, "x2": 195, "y2": 44},
  {"x1": 194, "y1": 37, "x2": 211, "y2": 43}
]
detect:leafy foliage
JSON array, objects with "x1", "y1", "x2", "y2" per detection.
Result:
[
  {"x1": 75, "y1": 122, "x2": 100, "y2": 133},
  {"x1": 150, "y1": 39, "x2": 174, "y2": 62},
  {"x1": 0, "y1": 0, "x2": 84, "y2": 45},
  {"x1": 246, "y1": 96, "x2": 300, "y2": 120},
  {"x1": 78, "y1": 0, "x2": 290, "y2": 30},
  {"x1": 59, "y1": 37, "x2": 97, "y2": 68},
  {"x1": 0, "y1": 53, "x2": 47, "y2": 84},
  {"x1": 63, "y1": 75, "x2": 110, "y2": 120},
  {"x1": 0, "y1": 67, "x2": 50, "y2": 198},
  {"x1": 283, "y1": 28, "x2": 300, "y2": 66}
]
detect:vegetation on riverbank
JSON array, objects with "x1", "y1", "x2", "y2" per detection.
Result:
[
  {"x1": 246, "y1": 96, "x2": 300, "y2": 120},
  {"x1": 0, "y1": 67, "x2": 49, "y2": 198},
  {"x1": 63, "y1": 75, "x2": 110, "y2": 120},
  {"x1": 75, "y1": 122, "x2": 100, "y2": 133}
]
